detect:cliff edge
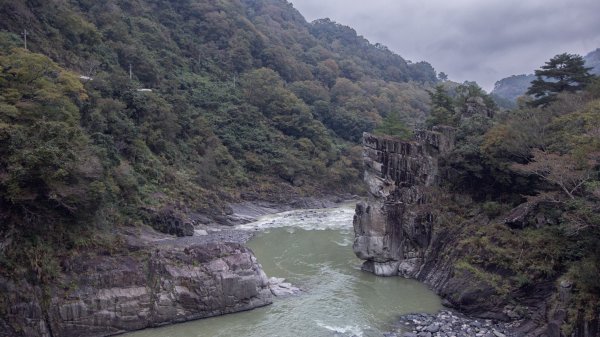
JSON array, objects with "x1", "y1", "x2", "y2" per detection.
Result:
[
  {"x1": 353, "y1": 130, "x2": 600, "y2": 337},
  {"x1": 353, "y1": 126, "x2": 454, "y2": 277}
]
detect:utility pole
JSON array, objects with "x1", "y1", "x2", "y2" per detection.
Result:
[{"x1": 22, "y1": 29, "x2": 27, "y2": 50}]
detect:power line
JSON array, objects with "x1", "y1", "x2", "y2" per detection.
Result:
[{"x1": 22, "y1": 29, "x2": 27, "y2": 50}]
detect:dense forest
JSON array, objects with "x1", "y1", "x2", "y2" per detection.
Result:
[{"x1": 0, "y1": 0, "x2": 443, "y2": 278}]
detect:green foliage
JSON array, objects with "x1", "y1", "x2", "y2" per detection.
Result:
[
  {"x1": 527, "y1": 53, "x2": 595, "y2": 107},
  {"x1": 0, "y1": 0, "x2": 438, "y2": 283},
  {"x1": 426, "y1": 84, "x2": 457, "y2": 128},
  {"x1": 445, "y1": 75, "x2": 600, "y2": 324},
  {"x1": 0, "y1": 49, "x2": 105, "y2": 222},
  {"x1": 481, "y1": 201, "x2": 505, "y2": 218},
  {"x1": 373, "y1": 112, "x2": 412, "y2": 140}
]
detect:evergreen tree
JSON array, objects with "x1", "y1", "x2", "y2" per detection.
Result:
[
  {"x1": 426, "y1": 84, "x2": 457, "y2": 127},
  {"x1": 527, "y1": 53, "x2": 594, "y2": 107},
  {"x1": 374, "y1": 112, "x2": 412, "y2": 140}
]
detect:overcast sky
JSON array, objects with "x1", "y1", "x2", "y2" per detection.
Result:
[{"x1": 290, "y1": 0, "x2": 600, "y2": 91}]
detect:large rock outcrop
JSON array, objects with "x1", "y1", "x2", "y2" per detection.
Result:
[
  {"x1": 353, "y1": 127, "x2": 454, "y2": 276},
  {"x1": 352, "y1": 131, "x2": 600, "y2": 337},
  {"x1": 0, "y1": 240, "x2": 271, "y2": 337}
]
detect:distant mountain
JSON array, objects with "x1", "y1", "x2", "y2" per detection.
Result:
[
  {"x1": 584, "y1": 48, "x2": 600, "y2": 75},
  {"x1": 490, "y1": 74, "x2": 535, "y2": 108},
  {"x1": 491, "y1": 48, "x2": 600, "y2": 106}
]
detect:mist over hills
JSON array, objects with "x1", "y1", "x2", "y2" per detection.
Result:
[{"x1": 491, "y1": 48, "x2": 600, "y2": 106}]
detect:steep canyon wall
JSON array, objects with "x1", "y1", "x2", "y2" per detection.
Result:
[
  {"x1": 352, "y1": 130, "x2": 600, "y2": 337},
  {"x1": 353, "y1": 127, "x2": 454, "y2": 277}
]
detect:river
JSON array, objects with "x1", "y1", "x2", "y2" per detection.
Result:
[{"x1": 125, "y1": 203, "x2": 441, "y2": 337}]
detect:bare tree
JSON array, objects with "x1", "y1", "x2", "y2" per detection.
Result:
[{"x1": 512, "y1": 149, "x2": 598, "y2": 199}]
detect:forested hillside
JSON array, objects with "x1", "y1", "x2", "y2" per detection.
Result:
[
  {"x1": 0, "y1": 0, "x2": 439, "y2": 266},
  {"x1": 424, "y1": 55, "x2": 600, "y2": 334}
]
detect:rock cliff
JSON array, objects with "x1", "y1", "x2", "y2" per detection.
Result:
[
  {"x1": 353, "y1": 130, "x2": 600, "y2": 337},
  {"x1": 353, "y1": 126, "x2": 455, "y2": 277},
  {"x1": 0, "y1": 238, "x2": 271, "y2": 337}
]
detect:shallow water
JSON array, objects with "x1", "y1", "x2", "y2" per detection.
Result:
[{"x1": 125, "y1": 204, "x2": 441, "y2": 337}]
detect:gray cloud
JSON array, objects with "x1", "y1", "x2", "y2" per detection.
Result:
[{"x1": 290, "y1": 0, "x2": 600, "y2": 91}]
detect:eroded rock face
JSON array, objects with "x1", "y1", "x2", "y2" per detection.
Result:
[
  {"x1": 0, "y1": 242, "x2": 271, "y2": 337},
  {"x1": 352, "y1": 131, "x2": 600, "y2": 336},
  {"x1": 353, "y1": 127, "x2": 454, "y2": 276}
]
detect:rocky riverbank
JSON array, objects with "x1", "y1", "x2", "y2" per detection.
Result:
[
  {"x1": 0, "y1": 195, "x2": 353, "y2": 337},
  {"x1": 389, "y1": 311, "x2": 518, "y2": 337}
]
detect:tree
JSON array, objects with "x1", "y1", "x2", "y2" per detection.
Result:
[
  {"x1": 426, "y1": 84, "x2": 456, "y2": 127},
  {"x1": 526, "y1": 53, "x2": 594, "y2": 107},
  {"x1": 374, "y1": 112, "x2": 411, "y2": 140},
  {"x1": 438, "y1": 72, "x2": 448, "y2": 81},
  {"x1": 0, "y1": 49, "x2": 105, "y2": 223},
  {"x1": 512, "y1": 149, "x2": 597, "y2": 200}
]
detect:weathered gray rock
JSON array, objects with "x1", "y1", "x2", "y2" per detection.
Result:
[
  {"x1": 353, "y1": 127, "x2": 454, "y2": 277},
  {"x1": 424, "y1": 323, "x2": 440, "y2": 333},
  {"x1": 503, "y1": 198, "x2": 560, "y2": 229},
  {"x1": 361, "y1": 260, "x2": 401, "y2": 277},
  {"x1": 268, "y1": 277, "x2": 301, "y2": 297},
  {"x1": 148, "y1": 207, "x2": 195, "y2": 237},
  {"x1": 354, "y1": 131, "x2": 600, "y2": 335},
  {"x1": 396, "y1": 311, "x2": 515, "y2": 337},
  {"x1": 353, "y1": 130, "x2": 522, "y2": 321},
  {"x1": 352, "y1": 130, "x2": 528, "y2": 319},
  {"x1": 0, "y1": 242, "x2": 272, "y2": 337}
]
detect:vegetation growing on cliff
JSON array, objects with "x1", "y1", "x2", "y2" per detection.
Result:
[{"x1": 427, "y1": 54, "x2": 599, "y2": 332}]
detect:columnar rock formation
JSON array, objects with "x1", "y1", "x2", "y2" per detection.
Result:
[
  {"x1": 353, "y1": 126, "x2": 455, "y2": 276},
  {"x1": 352, "y1": 129, "x2": 600, "y2": 336},
  {"x1": 0, "y1": 242, "x2": 272, "y2": 337}
]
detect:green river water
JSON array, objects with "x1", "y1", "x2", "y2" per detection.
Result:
[{"x1": 125, "y1": 204, "x2": 442, "y2": 337}]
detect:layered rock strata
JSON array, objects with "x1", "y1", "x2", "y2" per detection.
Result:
[
  {"x1": 353, "y1": 127, "x2": 454, "y2": 276},
  {"x1": 352, "y1": 130, "x2": 600, "y2": 336},
  {"x1": 0, "y1": 241, "x2": 271, "y2": 337}
]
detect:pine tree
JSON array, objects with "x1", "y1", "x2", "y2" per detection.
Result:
[
  {"x1": 374, "y1": 112, "x2": 412, "y2": 140},
  {"x1": 527, "y1": 53, "x2": 594, "y2": 107},
  {"x1": 426, "y1": 84, "x2": 457, "y2": 127}
]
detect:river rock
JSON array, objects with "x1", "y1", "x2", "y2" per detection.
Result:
[
  {"x1": 424, "y1": 323, "x2": 440, "y2": 333},
  {"x1": 395, "y1": 311, "x2": 515, "y2": 337},
  {"x1": 147, "y1": 207, "x2": 195, "y2": 237},
  {"x1": 361, "y1": 260, "x2": 400, "y2": 276},
  {"x1": 195, "y1": 229, "x2": 209, "y2": 236},
  {"x1": 0, "y1": 241, "x2": 272, "y2": 337},
  {"x1": 268, "y1": 277, "x2": 301, "y2": 296}
]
